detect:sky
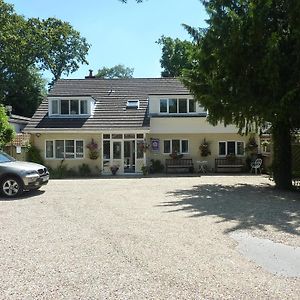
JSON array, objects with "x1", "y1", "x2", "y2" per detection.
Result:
[{"x1": 7, "y1": 0, "x2": 207, "y2": 81}]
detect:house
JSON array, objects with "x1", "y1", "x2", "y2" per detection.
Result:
[
  {"x1": 24, "y1": 76, "x2": 256, "y2": 175},
  {"x1": 9, "y1": 113, "x2": 31, "y2": 133},
  {"x1": 5, "y1": 110, "x2": 31, "y2": 160}
]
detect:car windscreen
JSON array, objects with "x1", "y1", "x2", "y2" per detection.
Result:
[{"x1": 0, "y1": 152, "x2": 15, "y2": 163}]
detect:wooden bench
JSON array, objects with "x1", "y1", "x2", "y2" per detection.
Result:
[
  {"x1": 166, "y1": 158, "x2": 194, "y2": 174},
  {"x1": 215, "y1": 157, "x2": 244, "y2": 173}
]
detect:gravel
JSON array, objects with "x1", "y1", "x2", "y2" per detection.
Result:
[{"x1": 0, "y1": 175, "x2": 299, "y2": 299}]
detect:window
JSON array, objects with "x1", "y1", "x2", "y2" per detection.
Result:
[
  {"x1": 70, "y1": 100, "x2": 79, "y2": 115},
  {"x1": 181, "y1": 140, "x2": 189, "y2": 153},
  {"x1": 80, "y1": 100, "x2": 88, "y2": 114},
  {"x1": 103, "y1": 140, "x2": 110, "y2": 160},
  {"x1": 163, "y1": 140, "x2": 171, "y2": 154},
  {"x1": 218, "y1": 141, "x2": 245, "y2": 156},
  {"x1": 51, "y1": 100, "x2": 59, "y2": 115},
  {"x1": 160, "y1": 99, "x2": 168, "y2": 113},
  {"x1": 113, "y1": 142, "x2": 121, "y2": 159},
  {"x1": 227, "y1": 141, "x2": 236, "y2": 155},
  {"x1": 126, "y1": 100, "x2": 139, "y2": 109},
  {"x1": 46, "y1": 141, "x2": 54, "y2": 158},
  {"x1": 49, "y1": 99, "x2": 90, "y2": 116},
  {"x1": 158, "y1": 98, "x2": 199, "y2": 115},
  {"x1": 61, "y1": 100, "x2": 69, "y2": 115},
  {"x1": 163, "y1": 139, "x2": 189, "y2": 154},
  {"x1": 76, "y1": 141, "x2": 84, "y2": 158},
  {"x1": 169, "y1": 99, "x2": 177, "y2": 113},
  {"x1": 55, "y1": 140, "x2": 64, "y2": 158},
  {"x1": 189, "y1": 99, "x2": 196, "y2": 113},
  {"x1": 219, "y1": 142, "x2": 226, "y2": 156},
  {"x1": 136, "y1": 140, "x2": 144, "y2": 159},
  {"x1": 237, "y1": 142, "x2": 244, "y2": 155},
  {"x1": 45, "y1": 140, "x2": 84, "y2": 159},
  {"x1": 179, "y1": 99, "x2": 187, "y2": 113},
  {"x1": 172, "y1": 140, "x2": 180, "y2": 152},
  {"x1": 65, "y1": 140, "x2": 75, "y2": 158}
]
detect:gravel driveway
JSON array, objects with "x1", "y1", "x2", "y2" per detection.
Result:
[{"x1": 0, "y1": 175, "x2": 299, "y2": 299}]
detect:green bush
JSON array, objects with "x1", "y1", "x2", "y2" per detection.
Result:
[
  {"x1": 150, "y1": 159, "x2": 164, "y2": 173},
  {"x1": 78, "y1": 163, "x2": 91, "y2": 176},
  {"x1": 26, "y1": 145, "x2": 44, "y2": 165},
  {"x1": 48, "y1": 160, "x2": 76, "y2": 179}
]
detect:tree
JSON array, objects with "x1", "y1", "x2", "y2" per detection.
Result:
[
  {"x1": 182, "y1": 0, "x2": 300, "y2": 189},
  {"x1": 0, "y1": 0, "x2": 90, "y2": 116},
  {"x1": 33, "y1": 17, "x2": 90, "y2": 85},
  {"x1": 2, "y1": 67, "x2": 47, "y2": 117},
  {"x1": 95, "y1": 64, "x2": 134, "y2": 79},
  {"x1": 0, "y1": 105, "x2": 14, "y2": 149},
  {"x1": 156, "y1": 36, "x2": 194, "y2": 77}
]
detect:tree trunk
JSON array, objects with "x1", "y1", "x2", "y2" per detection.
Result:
[{"x1": 272, "y1": 120, "x2": 292, "y2": 190}]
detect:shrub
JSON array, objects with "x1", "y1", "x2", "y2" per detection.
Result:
[
  {"x1": 150, "y1": 159, "x2": 164, "y2": 173},
  {"x1": 26, "y1": 145, "x2": 44, "y2": 165},
  {"x1": 78, "y1": 163, "x2": 91, "y2": 176}
]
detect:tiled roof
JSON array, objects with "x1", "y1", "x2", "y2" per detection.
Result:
[
  {"x1": 25, "y1": 78, "x2": 190, "y2": 132},
  {"x1": 7, "y1": 133, "x2": 31, "y2": 147}
]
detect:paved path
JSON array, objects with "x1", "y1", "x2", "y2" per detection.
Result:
[{"x1": 0, "y1": 175, "x2": 299, "y2": 299}]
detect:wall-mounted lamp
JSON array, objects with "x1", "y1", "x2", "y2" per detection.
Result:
[{"x1": 35, "y1": 133, "x2": 41, "y2": 138}]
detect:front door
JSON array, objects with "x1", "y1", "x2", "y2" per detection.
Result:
[{"x1": 124, "y1": 140, "x2": 135, "y2": 173}]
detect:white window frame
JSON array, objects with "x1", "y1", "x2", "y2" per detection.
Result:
[
  {"x1": 49, "y1": 99, "x2": 91, "y2": 117},
  {"x1": 126, "y1": 100, "x2": 140, "y2": 109},
  {"x1": 218, "y1": 141, "x2": 245, "y2": 157},
  {"x1": 45, "y1": 139, "x2": 85, "y2": 159},
  {"x1": 163, "y1": 139, "x2": 189, "y2": 154},
  {"x1": 159, "y1": 98, "x2": 201, "y2": 115}
]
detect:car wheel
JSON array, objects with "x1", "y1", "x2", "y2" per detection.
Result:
[{"x1": 0, "y1": 177, "x2": 24, "y2": 197}]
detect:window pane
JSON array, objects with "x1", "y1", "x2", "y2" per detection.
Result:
[
  {"x1": 136, "y1": 140, "x2": 144, "y2": 159},
  {"x1": 70, "y1": 100, "x2": 79, "y2": 115},
  {"x1": 124, "y1": 134, "x2": 135, "y2": 139},
  {"x1": 103, "y1": 140, "x2": 110, "y2": 160},
  {"x1": 172, "y1": 140, "x2": 180, "y2": 153},
  {"x1": 189, "y1": 99, "x2": 196, "y2": 113},
  {"x1": 227, "y1": 141, "x2": 236, "y2": 155},
  {"x1": 136, "y1": 134, "x2": 144, "y2": 139},
  {"x1": 237, "y1": 142, "x2": 244, "y2": 155},
  {"x1": 80, "y1": 100, "x2": 88, "y2": 114},
  {"x1": 46, "y1": 141, "x2": 53, "y2": 158},
  {"x1": 179, "y1": 99, "x2": 187, "y2": 113},
  {"x1": 181, "y1": 140, "x2": 189, "y2": 153},
  {"x1": 169, "y1": 99, "x2": 177, "y2": 113},
  {"x1": 112, "y1": 134, "x2": 122, "y2": 139},
  {"x1": 163, "y1": 140, "x2": 171, "y2": 153},
  {"x1": 160, "y1": 99, "x2": 168, "y2": 113},
  {"x1": 51, "y1": 100, "x2": 58, "y2": 114},
  {"x1": 61, "y1": 100, "x2": 69, "y2": 114},
  {"x1": 65, "y1": 140, "x2": 75, "y2": 158},
  {"x1": 219, "y1": 142, "x2": 226, "y2": 155},
  {"x1": 103, "y1": 134, "x2": 110, "y2": 139},
  {"x1": 55, "y1": 140, "x2": 64, "y2": 158},
  {"x1": 113, "y1": 142, "x2": 121, "y2": 159},
  {"x1": 76, "y1": 141, "x2": 84, "y2": 158}
]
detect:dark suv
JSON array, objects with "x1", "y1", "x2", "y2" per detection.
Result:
[{"x1": 0, "y1": 151, "x2": 49, "y2": 197}]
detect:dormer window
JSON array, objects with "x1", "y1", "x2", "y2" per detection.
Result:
[
  {"x1": 159, "y1": 98, "x2": 201, "y2": 115},
  {"x1": 49, "y1": 97, "x2": 94, "y2": 117},
  {"x1": 126, "y1": 99, "x2": 139, "y2": 109}
]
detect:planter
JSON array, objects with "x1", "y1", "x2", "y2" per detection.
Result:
[{"x1": 110, "y1": 166, "x2": 119, "y2": 175}]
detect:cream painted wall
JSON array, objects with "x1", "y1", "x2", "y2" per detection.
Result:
[
  {"x1": 32, "y1": 133, "x2": 101, "y2": 175},
  {"x1": 146, "y1": 133, "x2": 251, "y2": 172},
  {"x1": 150, "y1": 118, "x2": 241, "y2": 134}
]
